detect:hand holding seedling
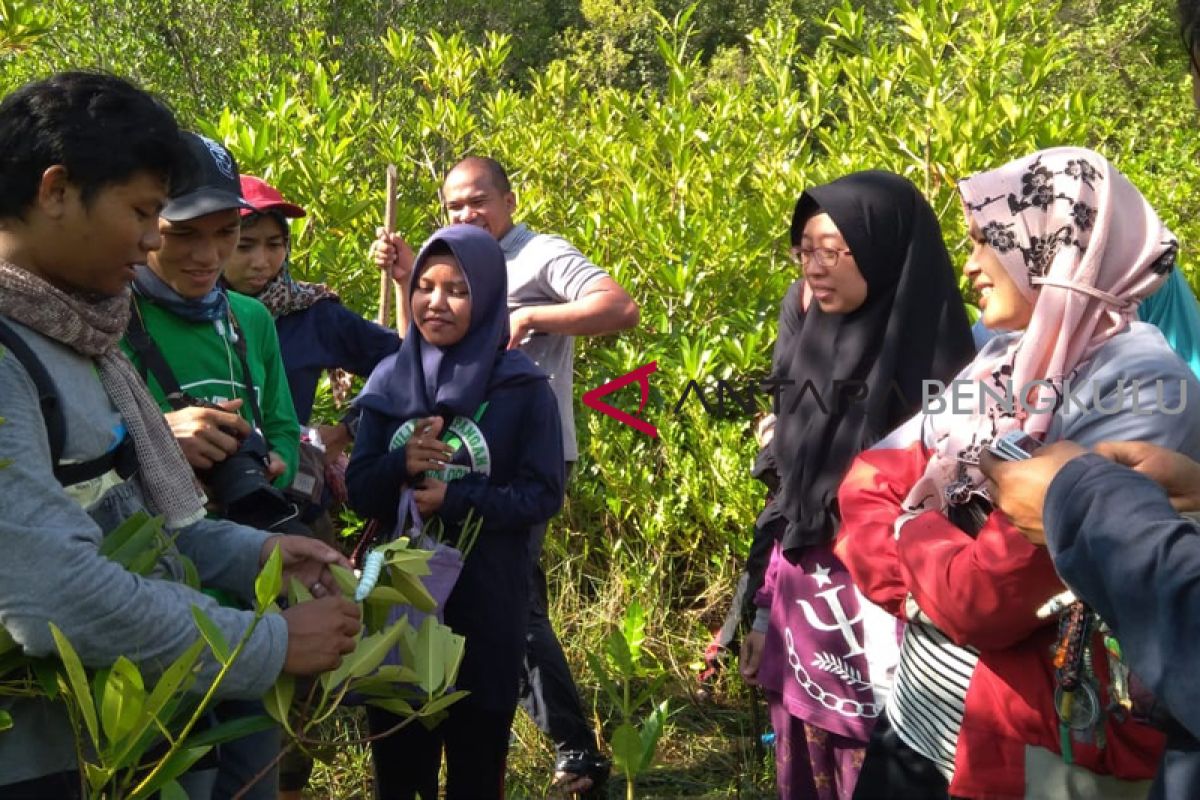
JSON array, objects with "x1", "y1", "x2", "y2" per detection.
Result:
[
  {"x1": 263, "y1": 535, "x2": 352, "y2": 598},
  {"x1": 281, "y1": 596, "x2": 361, "y2": 674}
]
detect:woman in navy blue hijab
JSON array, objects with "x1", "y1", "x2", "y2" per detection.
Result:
[{"x1": 348, "y1": 224, "x2": 565, "y2": 799}]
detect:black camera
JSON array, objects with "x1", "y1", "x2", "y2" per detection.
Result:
[{"x1": 190, "y1": 399, "x2": 301, "y2": 533}]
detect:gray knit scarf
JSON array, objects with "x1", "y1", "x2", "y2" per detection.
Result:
[{"x1": 0, "y1": 261, "x2": 206, "y2": 528}]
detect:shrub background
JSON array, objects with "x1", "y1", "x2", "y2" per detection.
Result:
[{"x1": 4, "y1": 0, "x2": 1197, "y2": 794}]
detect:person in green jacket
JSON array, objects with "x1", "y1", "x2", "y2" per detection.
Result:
[
  {"x1": 119, "y1": 131, "x2": 303, "y2": 800},
  {"x1": 121, "y1": 133, "x2": 301, "y2": 492}
]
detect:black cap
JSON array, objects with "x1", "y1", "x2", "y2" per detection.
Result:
[{"x1": 162, "y1": 132, "x2": 255, "y2": 222}]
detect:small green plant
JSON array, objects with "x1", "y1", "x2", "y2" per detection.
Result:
[
  {"x1": 0, "y1": 513, "x2": 194, "y2": 701},
  {"x1": 18, "y1": 531, "x2": 288, "y2": 799},
  {"x1": 587, "y1": 600, "x2": 670, "y2": 800},
  {"x1": 0, "y1": 515, "x2": 466, "y2": 798},
  {"x1": 0, "y1": 0, "x2": 52, "y2": 56},
  {"x1": 259, "y1": 535, "x2": 468, "y2": 788}
]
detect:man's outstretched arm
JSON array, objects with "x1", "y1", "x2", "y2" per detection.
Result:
[{"x1": 1044, "y1": 453, "x2": 1200, "y2": 740}]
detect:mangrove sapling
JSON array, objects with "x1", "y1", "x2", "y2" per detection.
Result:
[{"x1": 587, "y1": 600, "x2": 671, "y2": 800}]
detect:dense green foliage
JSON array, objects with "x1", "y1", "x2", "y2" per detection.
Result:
[{"x1": 4, "y1": 0, "x2": 1199, "y2": 793}]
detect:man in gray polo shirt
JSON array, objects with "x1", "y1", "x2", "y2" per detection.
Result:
[{"x1": 373, "y1": 156, "x2": 638, "y2": 792}]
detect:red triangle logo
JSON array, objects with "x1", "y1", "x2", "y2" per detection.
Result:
[{"x1": 582, "y1": 361, "x2": 658, "y2": 438}]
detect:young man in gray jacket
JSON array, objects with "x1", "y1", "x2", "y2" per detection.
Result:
[{"x1": 0, "y1": 72, "x2": 360, "y2": 798}]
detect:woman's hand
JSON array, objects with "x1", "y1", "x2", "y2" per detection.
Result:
[
  {"x1": 316, "y1": 422, "x2": 351, "y2": 466},
  {"x1": 413, "y1": 478, "x2": 447, "y2": 516},
  {"x1": 404, "y1": 416, "x2": 454, "y2": 477},
  {"x1": 740, "y1": 630, "x2": 766, "y2": 686}
]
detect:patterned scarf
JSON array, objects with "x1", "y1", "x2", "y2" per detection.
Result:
[
  {"x1": 235, "y1": 213, "x2": 336, "y2": 317},
  {"x1": 0, "y1": 261, "x2": 206, "y2": 528},
  {"x1": 905, "y1": 147, "x2": 1176, "y2": 515},
  {"x1": 252, "y1": 263, "x2": 338, "y2": 319}
]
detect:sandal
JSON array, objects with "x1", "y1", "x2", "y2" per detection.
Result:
[{"x1": 554, "y1": 750, "x2": 611, "y2": 798}]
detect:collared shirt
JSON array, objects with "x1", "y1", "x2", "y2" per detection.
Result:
[{"x1": 499, "y1": 223, "x2": 608, "y2": 461}]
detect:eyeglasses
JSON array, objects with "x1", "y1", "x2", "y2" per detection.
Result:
[{"x1": 789, "y1": 246, "x2": 853, "y2": 269}]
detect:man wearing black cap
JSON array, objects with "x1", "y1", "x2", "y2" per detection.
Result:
[
  {"x1": 123, "y1": 132, "x2": 301, "y2": 499},
  {"x1": 120, "y1": 132, "x2": 305, "y2": 799}
]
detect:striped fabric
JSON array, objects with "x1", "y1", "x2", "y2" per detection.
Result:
[{"x1": 886, "y1": 620, "x2": 979, "y2": 780}]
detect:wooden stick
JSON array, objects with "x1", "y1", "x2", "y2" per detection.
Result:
[
  {"x1": 393, "y1": 280, "x2": 403, "y2": 334},
  {"x1": 376, "y1": 164, "x2": 398, "y2": 326}
]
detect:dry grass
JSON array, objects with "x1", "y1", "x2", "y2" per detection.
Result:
[{"x1": 303, "y1": 517, "x2": 776, "y2": 799}]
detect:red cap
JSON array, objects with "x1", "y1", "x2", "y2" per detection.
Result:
[{"x1": 239, "y1": 175, "x2": 307, "y2": 218}]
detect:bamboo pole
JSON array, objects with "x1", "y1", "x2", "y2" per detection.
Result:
[{"x1": 376, "y1": 164, "x2": 398, "y2": 327}]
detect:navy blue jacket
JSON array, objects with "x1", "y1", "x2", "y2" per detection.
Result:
[
  {"x1": 1045, "y1": 454, "x2": 1200, "y2": 798},
  {"x1": 275, "y1": 300, "x2": 400, "y2": 425},
  {"x1": 346, "y1": 378, "x2": 564, "y2": 712}
]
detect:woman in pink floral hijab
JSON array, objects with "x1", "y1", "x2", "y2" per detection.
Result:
[
  {"x1": 909, "y1": 146, "x2": 1180, "y2": 520},
  {"x1": 837, "y1": 147, "x2": 1200, "y2": 799}
]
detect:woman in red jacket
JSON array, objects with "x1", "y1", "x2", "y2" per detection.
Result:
[{"x1": 836, "y1": 147, "x2": 1200, "y2": 799}]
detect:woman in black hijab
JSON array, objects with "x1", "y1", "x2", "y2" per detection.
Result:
[{"x1": 740, "y1": 171, "x2": 973, "y2": 799}]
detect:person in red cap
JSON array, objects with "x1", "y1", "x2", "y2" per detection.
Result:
[
  {"x1": 224, "y1": 176, "x2": 400, "y2": 540},
  {"x1": 226, "y1": 177, "x2": 397, "y2": 800}
]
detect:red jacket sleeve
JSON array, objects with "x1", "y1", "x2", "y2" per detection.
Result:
[
  {"x1": 834, "y1": 441, "x2": 929, "y2": 618},
  {"x1": 896, "y1": 509, "x2": 1064, "y2": 651},
  {"x1": 837, "y1": 440, "x2": 1066, "y2": 651}
]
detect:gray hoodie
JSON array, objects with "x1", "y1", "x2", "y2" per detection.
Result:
[{"x1": 0, "y1": 317, "x2": 287, "y2": 786}]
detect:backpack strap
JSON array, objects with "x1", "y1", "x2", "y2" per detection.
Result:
[
  {"x1": 126, "y1": 297, "x2": 267, "y2": 433},
  {"x1": 0, "y1": 317, "x2": 64, "y2": 465},
  {"x1": 0, "y1": 317, "x2": 136, "y2": 485}
]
